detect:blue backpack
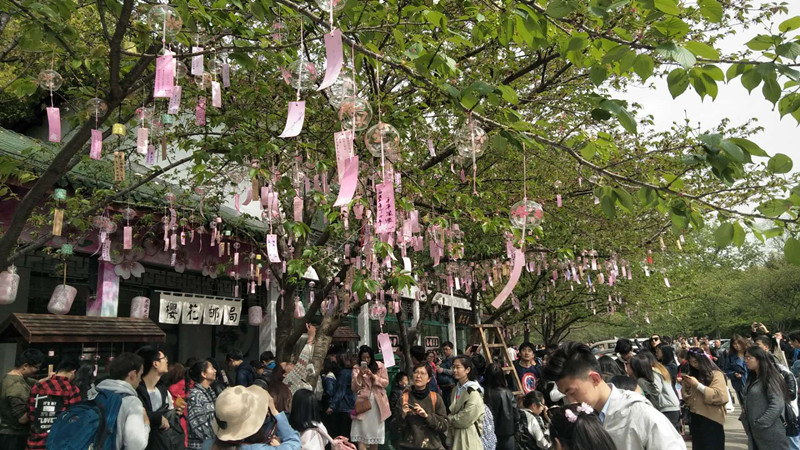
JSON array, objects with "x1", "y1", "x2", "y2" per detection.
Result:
[{"x1": 46, "y1": 389, "x2": 128, "y2": 450}]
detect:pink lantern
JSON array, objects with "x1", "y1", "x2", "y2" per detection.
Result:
[
  {"x1": 248, "y1": 306, "x2": 265, "y2": 326},
  {"x1": 48, "y1": 285, "x2": 77, "y2": 315},
  {"x1": 0, "y1": 265, "x2": 20, "y2": 305},
  {"x1": 130, "y1": 296, "x2": 151, "y2": 319}
]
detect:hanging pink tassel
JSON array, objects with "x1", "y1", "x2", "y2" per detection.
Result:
[{"x1": 294, "y1": 296, "x2": 306, "y2": 319}]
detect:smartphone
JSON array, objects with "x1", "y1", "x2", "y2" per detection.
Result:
[
  {"x1": 361, "y1": 361, "x2": 368, "y2": 368},
  {"x1": 470, "y1": 344, "x2": 480, "y2": 353}
]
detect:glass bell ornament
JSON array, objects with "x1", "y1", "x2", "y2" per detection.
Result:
[
  {"x1": 338, "y1": 96, "x2": 373, "y2": 131},
  {"x1": 135, "y1": 106, "x2": 154, "y2": 123},
  {"x1": 248, "y1": 306, "x2": 265, "y2": 326},
  {"x1": 315, "y1": 0, "x2": 346, "y2": 14},
  {"x1": 0, "y1": 265, "x2": 20, "y2": 305},
  {"x1": 369, "y1": 301, "x2": 388, "y2": 321},
  {"x1": 589, "y1": 175, "x2": 600, "y2": 185},
  {"x1": 194, "y1": 72, "x2": 213, "y2": 89},
  {"x1": 454, "y1": 124, "x2": 488, "y2": 158},
  {"x1": 130, "y1": 296, "x2": 151, "y2": 319},
  {"x1": 175, "y1": 60, "x2": 188, "y2": 79},
  {"x1": 364, "y1": 122, "x2": 401, "y2": 160},
  {"x1": 147, "y1": 5, "x2": 183, "y2": 37},
  {"x1": 327, "y1": 73, "x2": 355, "y2": 108},
  {"x1": 293, "y1": 295, "x2": 306, "y2": 319},
  {"x1": 38, "y1": 69, "x2": 63, "y2": 91},
  {"x1": 509, "y1": 199, "x2": 544, "y2": 229},
  {"x1": 122, "y1": 207, "x2": 137, "y2": 221},
  {"x1": 553, "y1": 180, "x2": 563, "y2": 189},
  {"x1": 284, "y1": 59, "x2": 319, "y2": 91},
  {"x1": 92, "y1": 216, "x2": 117, "y2": 233},
  {"x1": 48, "y1": 284, "x2": 77, "y2": 315},
  {"x1": 86, "y1": 98, "x2": 108, "y2": 117},
  {"x1": 271, "y1": 22, "x2": 286, "y2": 41},
  {"x1": 208, "y1": 58, "x2": 224, "y2": 75}
]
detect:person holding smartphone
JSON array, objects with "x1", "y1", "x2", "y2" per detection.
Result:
[
  {"x1": 395, "y1": 363, "x2": 448, "y2": 450},
  {"x1": 351, "y1": 346, "x2": 391, "y2": 450}
]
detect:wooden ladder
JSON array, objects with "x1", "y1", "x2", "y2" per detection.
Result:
[{"x1": 474, "y1": 323, "x2": 523, "y2": 397}]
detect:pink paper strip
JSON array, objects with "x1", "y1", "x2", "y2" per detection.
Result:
[
  {"x1": 266, "y1": 234, "x2": 281, "y2": 263},
  {"x1": 557, "y1": 194, "x2": 562, "y2": 207},
  {"x1": 211, "y1": 81, "x2": 222, "y2": 107},
  {"x1": 90, "y1": 129, "x2": 102, "y2": 160},
  {"x1": 145, "y1": 144, "x2": 155, "y2": 165},
  {"x1": 378, "y1": 333, "x2": 396, "y2": 368},
  {"x1": 136, "y1": 127, "x2": 149, "y2": 154},
  {"x1": 334, "y1": 130, "x2": 354, "y2": 184},
  {"x1": 333, "y1": 156, "x2": 359, "y2": 207},
  {"x1": 196, "y1": 97, "x2": 206, "y2": 125},
  {"x1": 154, "y1": 52, "x2": 175, "y2": 98},
  {"x1": 293, "y1": 195, "x2": 303, "y2": 221},
  {"x1": 242, "y1": 188, "x2": 252, "y2": 206},
  {"x1": 168, "y1": 85, "x2": 182, "y2": 114},
  {"x1": 427, "y1": 138, "x2": 435, "y2": 156},
  {"x1": 235, "y1": 193, "x2": 240, "y2": 213},
  {"x1": 375, "y1": 180, "x2": 397, "y2": 234},
  {"x1": 222, "y1": 64, "x2": 231, "y2": 87},
  {"x1": 317, "y1": 29, "x2": 344, "y2": 91},
  {"x1": 491, "y1": 249, "x2": 525, "y2": 308},
  {"x1": 47, "y1": 107, "x2": 61, "y2": 143},
  {"x1": 279, "y1": 101, "x2": 306, "y2": 138},
  {"x1": 191, "y1": 47, "x2": 204, "y2": 75},
  {"x1": 123, "y1": 226, "x2": 132, "y2": 249}
]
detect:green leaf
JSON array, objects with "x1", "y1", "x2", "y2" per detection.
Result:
[
  {"x1": 698, "y1": 0, "x2": 723, "y2": 23},
  {"x1": 780, "y1": 16, "x2": 800, "y2": 33},
  {"x1": 719, "y1": 140, "x2": 746, "y2": 163},
  {"x1": 762, "y1": 78, "x2": 781, "y2": 104},
  {"x1": 779, "y1": 93, "x2": 800, "y2": 118},
  {"x1": 599, "y1": 99, "x2": 637, "y2": 134},
  {"x1": 757, "y1": 199, "x2": 792, "y2": 217},
  {"x1": 768, "y1": 153, "x2": 793, "y2": 174},
  {"x1": 777, "y1": 42, "x2": 800, "y2": 60},
  {"x1": 685, "y1": 41, "x2": 720, "y2": 60},
  {"x1": 714, "y1": 222, "x2": 734, "y2": 248},
  {"x1": 654, "y1": 0, "x2": 680, "y2": 15},
  {"x1": 656, "y1": 42, "x2": 696, "y2": 69},
  {"x1": 589, "y1": 65, "x2": 608, "y2": 86},
  {"x1": 728, "y1": 137, "x2": 768, "y2": 157},
  {"x1": 732, "y1": 222, "x2": 746, "y2": 247},
  {"x1": 614, "y1": 188, "x2": 634, "y2": 212},
  {"x1": 600, "y1": 195, "x2": 617, "y2": 218},
  {"x1": 785, "y1": 237, "x2": 800, "y2": 265},
  {"x1": 497, "y1": 85, "x2": 519, "y2": 104},
  {"x1": 638, "y1": 186, "x2": 658, "y2": 207},
  {"x1": 740, "y1": 68, "x2": 762, "y2": 93},
  {"x1": 746, "y1": 35, "x2": 774, "y2": 51},
  {"x1": 546, "y1": 0, "x2": 575, "y2": 18},
  {"x1": 423, "y1": 10, "x2": 447, "y2": 29},
  {"x1": 633, "y1": 54, "x2": 654, "y2": 80},
  {"x1": 667, "y1": 68, "x2": 689, "y2": 98}
]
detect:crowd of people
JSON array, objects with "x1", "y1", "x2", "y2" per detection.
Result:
[{"x1": 2, "y1": 321, "x2": 800, "y2": 450}]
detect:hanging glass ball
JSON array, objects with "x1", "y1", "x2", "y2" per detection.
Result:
[
  {"x1": 122, "y1": 208, "x2": 137, "y2": 221},
  {"x1": 208, "y1": 58, "x2": 224, "y2": 75},
  {"x1": 316, "y1": 0, "x2": 347, "y2": 13},
  {"x1": 38, "y1": 70, "x2": 63, "y2": 91},
  {"x1": 327, "y1": 73, "x2": 355, "y2": 108},
  {"x1": 454, "y1": 124, "x2": 488, "y2": 158},
  {"x1": 338, "y1": 96, "x2": 372, "y2": 131},
  {"x1": 364, "y1": 122, "x2": 401, "y2": 160},
  {"x1": 271, "y1": 22, "x2": 286, "y2": 41},
  {"x1": 509, "y1": 199, "x2": 544, "y2": 229},
  {"x1": 553, "y1": 180, "x2": 563, "y2": 189},
  {"x1": 135, "y1": 107, "x2": 154, "y2": 123},
  {"x1": 175, "y1": 60, "x2": 188, "y2": 79},
  {"x1": 194, "y1": 72, "x2": 213, "y2": 89},
  {"x1": 284, "y1": 59, "x2": 319, "y2": 91},
  {"x1": 369, "y1": 301, "x2": 388, "y2": 321},
  {"x1": 147, "y1": 5, "x2": 183, "y2": 37},
  {"x1": 86, "y1": 98, "x2": 108, "y2": 117},
  {"x1": 589, "y1": 175, "x2": 600, "y2": 185}
]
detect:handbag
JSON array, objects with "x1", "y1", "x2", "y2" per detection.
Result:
[
  {"x1": 785, "y1": 402, "x2": 799, "y2": 437},
  {"x1": 355, "y1": 394, "x2": 372, "y2": 415}
]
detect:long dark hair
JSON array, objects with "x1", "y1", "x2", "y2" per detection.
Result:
[
  {"x1": 657, "y1": 344, "x2": 676, "y2": 365},
  {"x1": 630, "y1": 353, "x2": 654, "y2": 383},
  {"x1": 72, "y1": 362, "x2": 96, "y2": 398},
  {"x1": 289, "y1": 389, "x2": 320, "y2": 432},
  {"x1": 746, "y1": 346, "x2": 789, "y2": 401},
  {"x1": 483, "y1": 363, "x2": 508, "y2": 389},
  {"x1": 687, "y1": 347, "x2": 721, "y2": 386},
  {"x1": 597, "y1": 355, "x2": 624, "y2": 379},
  {"x1": 358, "y1": 345, "x2": 379, "y2": 373},
  {"x1": 731, "y1": 335, "x2": 749, "y2": 356},
  {"x1": 454, "y1": 356, "x2": 477, "y2": 382},
  {"x1": 549, "y1": 403, "x2": 617, "y2": 450}
]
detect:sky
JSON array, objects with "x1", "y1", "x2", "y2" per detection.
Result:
[{"x1": 619, "y1": 2, "x2": 800, "y2": 167}]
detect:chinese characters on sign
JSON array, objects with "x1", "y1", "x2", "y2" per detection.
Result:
[{"x1": 158, "y1": 293, "x2": 241, "y2": 326}]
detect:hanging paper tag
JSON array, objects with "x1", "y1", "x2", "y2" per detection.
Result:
[
  {"x1": 114, "y1": 152, "x2": 125, "y2": 181},
  {"x1": 211, "y1": 81, "x2": 222, "y2": 108},
  {"x1": 168, "y1": 85, "x2": 182, "y2": 114},
  {"x1": 145, "y1": 145, "x2": 156, "y2": 165},
  {"x1": 47, "y1": 107, "x2": 61, "y2": 143},
  {"x1": 123, "y1": 226, "x2": 132, "y2": 249},
  {"x1": 556, "y1": 194, "x2": 562, "y2": 207},
  {"x1": 191, "y1": 47, "x2": 204, "y2": 75},
  {"x1": 491, "y1": 249, "x2": 525, "y2": 308},
  {"x1": 333, "y1": 156, "x2": 359, "y2": 207},
  {"x1": 664, "y1": 277, "x2": 671, "y2": 288},
  {"x1": 293, "y1": 195, "x2": 303, "y2": 222},
  {"x1": 196, "y1": 97, "x2": 206, "y2": 126},
  {"x1": 52, "y1": 209, "x2": 64, "y2": 236},
  {"x1": 377, "y1": 333, "x2": 396, "y2": 368},
  {"x1": 427, "y1": 138, "x2": 435, "y2": 157},
  {"x1": 101, "y1": 239, "x2": 111, "y2": 261},
  {"x1": 375, "y1": 180, "x2": 397, "y2": 234},
  {"x1": 334, "y1": 130, "x2": 354, "y2": 183},
  {"x1": 317, "y1": 29, "x2": 344, "y2": 90},
  {"x1": 278, "y1": 101, "x2": 306, "y2": 138},
  {"x1": 136, "y1": 127, "x2": 149, "y2": 154},
  {"x1": 222, "y1": 63, "x2": 231, "y2": 87},
  {"x1": 266, "y1": 234, "x2": 281, "y2": 263},
  {"x1": 90, "y1": 129, "x2": 103, "y2": 160},
  {"x1": 154, "y1": 52, "x2": 175, "y2": 98},
  {"x1": 180, "y1": 231, "x2": 186, "y2": 246}
]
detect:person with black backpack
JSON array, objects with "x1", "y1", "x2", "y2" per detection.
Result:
[
  {"x1": 48, "y1": 352, "x2": 150, "y2": 450},
  {"x1": 517, "y1": 391, "x2": 550, "y2": 450},
  {"x1": 26, "y1": 357, "x2": 82, "y2": 450},
  {"x1": 483, "y1": 364, "x2": 518, "y2": 450},
  {"x1": 135, "y1": 347, "x2": 184, "y2": 449}
]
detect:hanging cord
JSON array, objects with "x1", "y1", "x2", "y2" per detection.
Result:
[
  {"x1": 295, "y1": 19, "x2": 304, "y2": 102},
  {"x1": 377, "y1": 58, "x2": 385, "y2": 182},
  {"x1": 350, "y1": 41, "x2": 357, "y2": 134},
  {"x1": 469, "y1": 113, "x2": 477, "y2": 195},
  {"x1": 522, "y1": 142, "x2": 527, "y2": 250}
]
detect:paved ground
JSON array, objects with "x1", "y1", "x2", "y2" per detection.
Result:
[{"x1": 686, "y1": 404, "x2": 748, "y2": 449}]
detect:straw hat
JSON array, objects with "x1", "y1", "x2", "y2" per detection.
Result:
[{"x1": 212, "y1": 385, "x2": 279, "y2": 441}]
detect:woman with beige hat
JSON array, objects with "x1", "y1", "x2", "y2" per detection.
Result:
[{"x1": 203, "y1": 385, "x2": 301, "y2": 450}]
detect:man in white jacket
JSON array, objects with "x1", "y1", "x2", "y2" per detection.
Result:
[
  {"x1": 544, "y1": 342, "x2": 686, "y2": 450},
  {"x1": 92, "y1": 352, "x2": 151, "y2": 450}
]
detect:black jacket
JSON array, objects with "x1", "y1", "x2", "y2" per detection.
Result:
[
  {"x1": 136, "y1": 381, "x2": 185, "y2": 450},
  {"x1": 484, "y1": 386, "x2": 519, "y2": 438}
]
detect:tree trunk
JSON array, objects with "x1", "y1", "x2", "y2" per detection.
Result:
[{"x1": 307, "y1": 313, "x2": 342, "y2": 389}]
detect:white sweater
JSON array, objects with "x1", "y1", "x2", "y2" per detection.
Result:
[{"x1": 94, "y1": 379, "x2": 151, "y2": 450}]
